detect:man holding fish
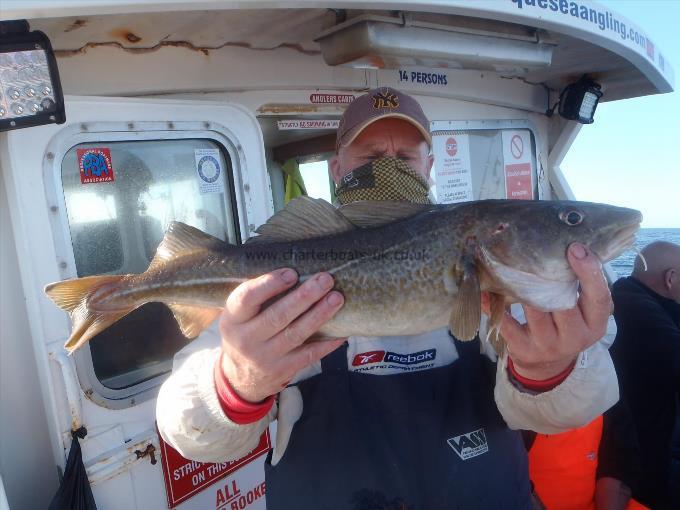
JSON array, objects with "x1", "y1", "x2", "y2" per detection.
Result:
[
  {"x1": 153, "y1": 88, "x2": 628, "y2": 509},
  {"x1": 46, "y1": 88, "x2": 639, "y2": 508}
]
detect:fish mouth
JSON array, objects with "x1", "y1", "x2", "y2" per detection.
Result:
[{"x1": 593, "y1": 222, "x2": 640, "y2": 262}]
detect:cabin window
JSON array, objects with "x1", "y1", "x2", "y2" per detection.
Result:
[
  {"x1": 429, "y1": 126, "x2": 539, "y2": 203},
  {"x1": 299, "y1": 160, "x2": 334, "y2": 202},
  {"x1": 60, "y1": 139, "x2": 238, "y2": 391}
]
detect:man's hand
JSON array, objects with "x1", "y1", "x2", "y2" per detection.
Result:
[
  {"x1": 488, "y1": 243, "x2": 612, "y2": 381},
  {"x1": 219, "y1": 269, "x2": 346, "y2": 403}
]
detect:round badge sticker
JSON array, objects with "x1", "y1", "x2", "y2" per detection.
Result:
[{"x1": 197, "y1": 155, "x2": 221, "y2": 183}]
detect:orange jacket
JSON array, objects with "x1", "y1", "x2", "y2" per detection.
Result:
[{"x1": 529, "y1": 415, "x2": 649, "y2": 510}]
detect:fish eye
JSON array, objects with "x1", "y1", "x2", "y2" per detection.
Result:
[{"x1": 561, "y1": 210, "x2": 584, "y2": 226}]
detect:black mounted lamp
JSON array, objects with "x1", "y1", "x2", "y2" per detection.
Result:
[
  {"x1": 547, "y1": 76, "x2": 603, "y2": 124},
  {"x1": 0, "y1": 20, "x2": 65, "y2": 132}
]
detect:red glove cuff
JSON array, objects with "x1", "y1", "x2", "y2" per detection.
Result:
[
  {"x1": 507, "y1": 357, "x2": 575, "y2": 392},
  {"x1": 213, "y1": 353, "x2": 274, "y2": 425}
]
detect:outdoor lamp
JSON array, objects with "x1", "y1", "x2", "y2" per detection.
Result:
[
  {"x1": 557, "y1": 76, "x2": 603, "y2": 124},
  {"x1": 0, "y1": 20, "x2": 65, "y2": 132}
]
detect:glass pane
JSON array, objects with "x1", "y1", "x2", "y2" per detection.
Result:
[
  {"x1": 431, "y1": 129, "x2": 538, "y2": 202},
  {"x1": 299, "y1": 161, "x2": 333, "y2": 203},
  {"x1": 61, "y1": 139, "x2": 238, "y2": 390}
]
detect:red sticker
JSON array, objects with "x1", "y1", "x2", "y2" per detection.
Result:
[
  {"x1": 159, "y1": 428, "x2": 270, "y2": 508},
  {"x1": 77, "y1": 148, "x2": 115, "y2": 184},
  {"x1": 505, "y1": 163, "x2": 533, "y2": 200}
]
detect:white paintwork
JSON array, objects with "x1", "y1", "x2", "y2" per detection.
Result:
[
  {"x1": 1, "y1": 97, "x2": 271, "y2": 508},
  {"x1": 0, "y1": 152, "x2": 60, "y2": 510},
  {"x1": 0, "y1": 475, "x2": 9, "y2": 510}
]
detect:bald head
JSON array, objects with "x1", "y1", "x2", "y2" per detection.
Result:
[{"x1": 632, "y1": 241, "x2": 680, "y2": 302}]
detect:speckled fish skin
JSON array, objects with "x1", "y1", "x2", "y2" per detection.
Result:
[{"x1": 45, "y1": 198, "x2": 642, "y2": 352}]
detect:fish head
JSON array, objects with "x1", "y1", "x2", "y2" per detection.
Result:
[{"x1": 474, "y1": 200, "x2": 642, "y2": 310}]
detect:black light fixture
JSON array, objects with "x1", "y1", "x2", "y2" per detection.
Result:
[
  {"x1": 0, "y1": 20, "x2": 65, "y2": 132},
  {"x1": 547, "y1": 76, "x2": 603, "y2": 124}
]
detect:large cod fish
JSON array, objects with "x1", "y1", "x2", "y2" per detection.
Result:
[{"x1": 45, "y1": 198, "x2": 641, "y2": 353}]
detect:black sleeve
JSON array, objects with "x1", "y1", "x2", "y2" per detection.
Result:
[
  {"x1": 612, "y1": 286, "x2": 680, "y2": 391},
  {"x1": 596, "y1": 399, "x2": 642, "y2": 491}
]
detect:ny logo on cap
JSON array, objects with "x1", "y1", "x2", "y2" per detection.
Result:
[{"x1": 372, "y1": 91, "x2": 399, "y2": 109}]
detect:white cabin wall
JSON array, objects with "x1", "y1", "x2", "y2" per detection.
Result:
[
  {"x1": 51, "y1": 43, "x2": 545, "y2": 113},
  {"x1": 0, "y1": 168, "x2": 59, "y2": 510}
]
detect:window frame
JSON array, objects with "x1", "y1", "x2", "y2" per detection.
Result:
[
  {"x1": 43, "y1": 121, "x2": 245, "y2": 408},
  {"x1": 429, "y1": 119, "x2": 546, "y2": 201}
]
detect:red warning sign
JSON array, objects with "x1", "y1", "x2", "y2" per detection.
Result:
[
  {"x1": 159, "y1": 428, "x2": 270, "y2": 508},
  {"x1": 505, "y1": 163, "x2": 533, "y2": 200},
  {"x1": 77, "y1": 148, "x2": 115, "y2": 184},
  {"x1": 510, "y1": 135, "x2": 523, "y2": 160}
]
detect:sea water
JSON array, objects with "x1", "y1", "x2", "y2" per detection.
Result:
[{"x1": 609, "y1": 228, "x2": 680, "y2": 279}]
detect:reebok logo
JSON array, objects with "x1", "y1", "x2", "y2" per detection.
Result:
[
  {"x1": 352, "y1": 351, "x2": 385, "y2": 366},
  {"x1": 384, "y1": 349, "x2": 436, "y2": 365},
  {"x1": 447, "y1": 428, "x2": 489, "y2": 460},
  {"x1": 351, "y1": 349, "x2": 436, "y2": 367}
]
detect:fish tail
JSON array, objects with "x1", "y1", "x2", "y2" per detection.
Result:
[{"x1": 45, "y1": 275, "x2": 133, "y2": 353}]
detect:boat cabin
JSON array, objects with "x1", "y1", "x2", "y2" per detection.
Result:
[{"x1": 0, "y1": 1, "x2": 673, "y2": 508}]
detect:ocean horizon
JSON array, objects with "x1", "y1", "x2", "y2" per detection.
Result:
[{"x1": 609, "y1": 228, "x2": 680, "y2": 279}]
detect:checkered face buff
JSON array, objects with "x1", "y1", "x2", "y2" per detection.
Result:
[{"x1": 335, "y1": 157, "x2": 432, "y2": 205}]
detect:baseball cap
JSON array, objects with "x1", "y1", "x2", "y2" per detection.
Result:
[{"x1": 336, "y1": 87, "x2": 432, "y2": 150}]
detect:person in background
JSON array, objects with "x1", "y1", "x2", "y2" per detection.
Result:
[
  {"x1": 525, "y1": 400, "x2": 646, "y2": 510},
  {"x1": 157, "y1": 87, "x2": 619, "y2": 509},
  {"x1": 610, "y1": 241, "x2": 680, "y2": 510}
]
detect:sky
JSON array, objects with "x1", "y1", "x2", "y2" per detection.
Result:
[{"x1": 562, "y1": 0, "x2": 680, "y2": 227}]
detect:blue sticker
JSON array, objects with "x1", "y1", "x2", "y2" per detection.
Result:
[{"x1": 197, "y1": 155, "x2": 221, "y2": 183}]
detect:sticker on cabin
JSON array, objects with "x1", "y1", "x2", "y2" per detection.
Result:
[
  {"x1": 502, "y1": 130, "x2": 534, "y2": 200},
  {"x1": 397, "y1": 68, "x2": 449, "y2": 87},
  {"x1": 432, "y1": 133, "x2": 473, "y2": 204},
  {"x1": 77, "y1": 148, "x2": 115, "y2": 184},
  {"x1": 309, "y1": 93, "x2": 355, "y2": 104},
  {"x1": 158, "y1": 426, "x2": 270, "y2": 509},
  {"x1": 277, "y1": 119, "x2": 340, "y2": 130},
  {"x1": 194, "y1": 149, "x2": 225, "y2": 194}
]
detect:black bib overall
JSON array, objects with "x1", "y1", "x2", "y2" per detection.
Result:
[{"x1": 265, "y1": 338, "x2": 531, "y2": 510}]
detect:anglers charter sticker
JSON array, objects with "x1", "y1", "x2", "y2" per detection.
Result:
[{"x1": 77, "y1": 148, "x2": 115, "y2": 184}]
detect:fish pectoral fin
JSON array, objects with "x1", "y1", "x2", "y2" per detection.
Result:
[
  {"x1": 448, "y1": 262, "x2": 481, "y2": 342},
  {"x1": 251, "y1": 196, "x2": 356, "y2": 243},
  {"x1": 486, "y1": 292, "x2": 508, "y2": 355},
  {"x1": 339, "y1": 200, "x2": 434, "y2": 228},
  {"x1": 149, "y1": 222, "x2": 233, "y2": 271},
  {"x1": 167, "y1": 304, "x2": 222, "y2": 339}
]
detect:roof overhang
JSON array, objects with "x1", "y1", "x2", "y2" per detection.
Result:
[{"x1": 0, "y1": 0, "x2": 673, "y2": 102}]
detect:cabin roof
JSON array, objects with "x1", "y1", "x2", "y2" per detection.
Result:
[{"x1": 1, "y1": 1, "x2": 674, "y2": 102}]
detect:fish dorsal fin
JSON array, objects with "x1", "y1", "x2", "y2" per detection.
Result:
[
  {"x1": 447, "y1": 257, "x2": 482, "y2": 341},
  {"x1": 339, "y1": 201, "x2": 434, "y2": 228},
  {"x1": 167, "y1": 303, "x2": 221, "y2": 339},
  {"x1": 250, "y1": 196, "x2": 355, "y2": 243},
  {"x1": 149, "y1": 222, "x2": 230, "y2": 270}
]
